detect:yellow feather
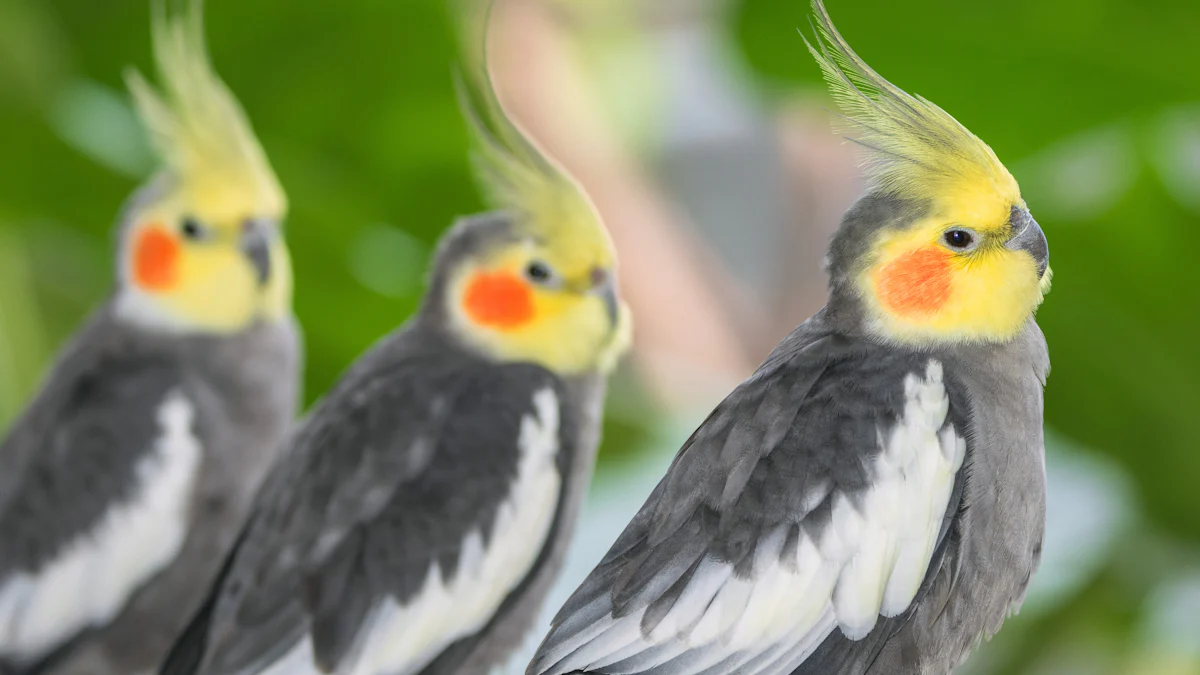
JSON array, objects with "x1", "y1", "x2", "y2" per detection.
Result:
[
  {"x1": 454, "y1": 16, "x2": 614, "y2": 277},
  {"x1": 805, "y1": 0, "x2": 1021, "y2": 226},
  {"x1": 125, "y1": 0, "x2": 285, "y2": 224}
]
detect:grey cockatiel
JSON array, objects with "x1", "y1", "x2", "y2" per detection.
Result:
[
  {"x1": 0, "y1": 5, "x2": 299, "y2": 675},
  {"x1": 526, "y1": 2, "x2": 1053, "y2": 674},
  {"x1": 156, "y1": 58, "x2": 632, "y2": 675}
]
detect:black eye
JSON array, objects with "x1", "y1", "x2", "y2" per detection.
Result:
[
  {"x1": 180, "y1": 217, "x2": 205, "y2": 241},
  {"x1": 944, "y1": 229, "x2": 974, "y2": 249},
  {"x1": 525, "y1": 261, "x2": 554, "y2": 284}
]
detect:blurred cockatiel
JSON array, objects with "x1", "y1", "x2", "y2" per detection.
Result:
[
  {"x1": 155, "y1": 40, "x2": 633, "y2": 675},
  {"x1": 527, "y1": 2, "x2": 1052, "y2": 674},
  {"x1": 0, "y1": 4, "x2": 299, "y2": 675}
]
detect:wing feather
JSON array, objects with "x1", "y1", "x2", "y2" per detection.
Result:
[
  {"x1": 0, "y1": 358, "x2": 193, "y2": 665},
  {"x1": 165, "y1": 342, "x2": 571, "y2": 675},
  {"x1": 529, "y1": 333, "x2": 969, "y2": 675}
]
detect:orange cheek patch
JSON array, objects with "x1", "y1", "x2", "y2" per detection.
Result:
[
  {"x1": 462, "y1": 272, "x2": 535, "y2": 330},
  {"x1": 875, "y1": 246, "x2": 953, "y2": 317},
  {"x1": 132, "y1": 226, "x2": 180, "y2": 291}
]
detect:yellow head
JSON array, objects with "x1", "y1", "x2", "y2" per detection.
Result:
[
  {"x1": 429, "y1": 73, "x2": 631, "y2": 376},
  {"x1": 809, "y1": 0, "x2": 1051, "y2": 345},
  {"x1": 114, "y1": 1, "x2": 290, "y2": 333}
]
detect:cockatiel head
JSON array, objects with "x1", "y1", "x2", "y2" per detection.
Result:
[
  {"x1": 421, "y1": 70, "x2": 631, "y2": 376},
  {"x1": 115, "y1": 1, "x2": 290, "y2": 333},
  {"x1": 810, "y1": 0, "x2": 1051, "y2": 346}
]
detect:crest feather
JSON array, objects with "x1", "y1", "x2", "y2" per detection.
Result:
[
  {"x1": 805, "y1": 0, "x2": 1020, "y2": 215},
  {"x1": 455, "y1": 5, "x2": 613, "y2": 267},
  {"x1": 126, "y1": 0, "x2": 286, "y2": 220}
]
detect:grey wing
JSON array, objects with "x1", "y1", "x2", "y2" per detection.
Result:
[
  {"x1": 0, "y1": 356, "x2": 196, "y2": 666},
  {"x1": 528, "y1": 335, "x2": 970, "y2": 675},
  {"x1": 169, "y1": 349, "x2": 572, "y2": 675}
]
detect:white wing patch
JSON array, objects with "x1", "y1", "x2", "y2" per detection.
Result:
[
  {"x1": 258, "y1": 387, "x2": 564, "y2": 675},
  {"x1": 0, "y1": 392, "x2": 202, "y2": 662},
  {"x1": 832, "y1": 359, "x2": 965, "y2": 637},
  {"x1": 536, "y1": 360, "x2": 965, "y2": 675}
]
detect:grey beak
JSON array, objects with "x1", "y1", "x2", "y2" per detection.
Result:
[
  {"x1": 1005, "y1": 206, "x2": 1049, "y2": 278},
  {"x1": 600, "y1": 284, "x2": 619, "y2": 327},
  {"x1": 240, "y1": 219, "x2": 273, "y2": 285},
  {"x1": 590, "y1": 267, "x2": 620, "y2": 327}
]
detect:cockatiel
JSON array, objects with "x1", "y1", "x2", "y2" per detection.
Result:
[
  {"x1": 156, "y1": 48, "x2": 632, "y2": 675},
  {"x1": 527, "y1": 2, "x2": 1052, "y2": 674},
  {"x1": 0, "y1": 4, "x2": 299, "y2": 675}
]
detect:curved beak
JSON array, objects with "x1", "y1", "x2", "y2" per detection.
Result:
[
  {"x1": 1005, "y1": 206, "x2": 1049, "y2": 279},
  {"x1": 589, "y1": 267, "x2": 620, "y2": 328},
  {"x1": 240, "y1": 219, "x2": 273, "y2": 286}
]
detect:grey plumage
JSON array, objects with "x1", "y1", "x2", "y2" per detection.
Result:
[
  {"x1": 0, "y1": 304, "x2": 299, "y2": 675},
  {"x1": 160, "y1": 211, "x2": 616, "y2": 675}
]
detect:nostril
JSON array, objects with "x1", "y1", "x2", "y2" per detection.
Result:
[{"x1": 589, "y1": 267, "x2": 609, "y2": 288}]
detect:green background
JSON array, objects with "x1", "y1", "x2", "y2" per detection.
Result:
[{"x1": 1, "y1": 0, "x2": 1197, "y2": 673}]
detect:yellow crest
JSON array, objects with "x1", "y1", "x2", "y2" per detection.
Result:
[
  {"x1": 454, "y1": 40, "x2": 615, "y2": 275},
  {"x1": 126, "y1": 0, "x2": 286, "y2": 223},
  {"x1": 805, "y1": 0, "x2": 1021, "y2": 225}
]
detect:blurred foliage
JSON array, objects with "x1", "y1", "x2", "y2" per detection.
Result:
[{"x1": 0, "y1": 229, "x2": 47, "y2": 428}]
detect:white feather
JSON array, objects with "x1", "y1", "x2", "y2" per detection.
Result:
[
  {"x1": 0, "y1": 392, "x2": 201, "y2": 661},
  {"x1": 756, "y1": 609, "x2": 838, "y2": 675},
  {"x1": 646, "y1": 557, "x2": 732, "y2": 643},
  {"x1": 258, "y1": 387, "x2": 563, "y2": 675},
  {"x1": 531, "y1": 595, "x2": 616, "y2": 670},
  {"x1": 573, "y1": 612, "x2": 646, "y2": 671},
  {"x1": 729, "y1": 527, "x2": 790, "y2": 645},
  {"x1": 690, "y1": 573, "x2": 754, "y2": 646},
  {"x1": 584, "y1": 615, "x2": 662, "y2": 670}
]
